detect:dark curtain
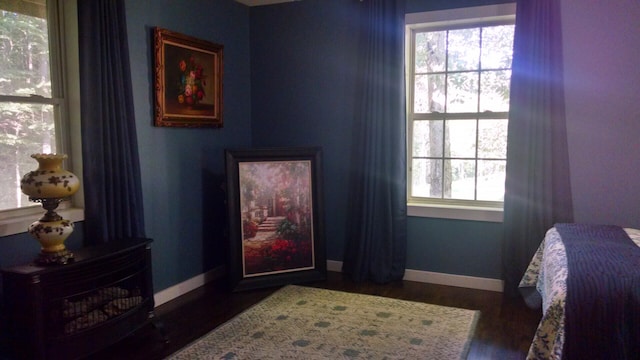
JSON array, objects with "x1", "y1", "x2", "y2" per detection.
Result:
[
  {"x1": 342, "y1": 0, "x2": 407, "y2": 283},
  {"x1": 502, "y1": 0, "x2": 573, "y2": 297},
  {"x1": 77, "y1": 0, "x2": 146, "y2": 243}
]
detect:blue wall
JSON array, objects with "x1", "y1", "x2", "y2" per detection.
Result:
[
  {"x1": 3, "y1": 0, "x2": 638, "y2": 299},
  {"x1": 250, "y1": 0, "x2": 507, "y2": 280},
  {"x1": 407, "y1": 218, "x2": 502, "y2": 278},
  {"x1": 123, "y1": 0, "x2": 252, "y2": 291},
  {"x1": 0, "y1": 0, "x2": 510, "y2": 297},
  {"x1": 0, "y1": 223, "x2": 84, "y2": 274},
  {"x1": 560, "y1": 0, "x2": 640, "y2": 229},
  {"x1": 248, "y1": 0, "x2": 640, "y2": 281},
  {"x1": 250, "y1": 0, "x2": 360, "y2": 262},
  {"x1": 405, "y1": 0, "x2": 513, "y2": 12}
]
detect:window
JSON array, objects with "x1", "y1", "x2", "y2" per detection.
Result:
[
  {"x1": 0, "y1": 0, "x2": 82, "y2": 235},
  {"x1": 405, "y1": 4, "x2": 515, "y2": 221}
]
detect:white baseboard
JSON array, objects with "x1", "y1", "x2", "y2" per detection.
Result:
[
  {"x1": 326, "y1": 260, "x2": 503, "y2": 292},
  {"x1": 154, "y1": 265, "x2": 226, "y2": 307},
  {"x1": 402, "y1": 268, "x2": 503, "y2": 292},
  {"x1": 327, "y1": 260, "x2": 343, "y2": 272},
  {"x1": 154, "y1": 260, "x2": 503, "y2": 307}
]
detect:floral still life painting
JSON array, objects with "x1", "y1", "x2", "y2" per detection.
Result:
[
  {"x1": 154, "y1": 27, "x2": 223, "y2": 128},
  {"x1": 176, "y1": 55, "x2": 207, "y2": 106}
]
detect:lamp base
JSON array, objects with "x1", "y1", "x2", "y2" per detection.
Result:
[
  {"x1": 28, "y1": 217, "x2": 75, "y2": 266},
  {"x1": 35, "y1": 249, "x2": 74, "y2": 266}
]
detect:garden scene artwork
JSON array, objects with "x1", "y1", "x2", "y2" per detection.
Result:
[{"x1": 239, "y1": 160, "x2": 315, "y2": 277}]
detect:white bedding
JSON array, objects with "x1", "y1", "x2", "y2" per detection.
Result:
[{"x1": 518, "y1": 226, "x2": 640, "y2": 360}]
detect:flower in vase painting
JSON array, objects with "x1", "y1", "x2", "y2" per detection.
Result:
[{"x1": 177, "y1": 55, "x2": 207, "y2": 106}]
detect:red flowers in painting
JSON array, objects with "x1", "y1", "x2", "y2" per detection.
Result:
[
  {"x1": 243, "y1": 236, "x2": 313, "y2": 276},
  {"x1": 177, "y1": 55, "x2": 206, "y2": 105},
  {"x1": 254, "y1": 238, "x2": 312, "y2": 273},
  {"x1": 265, "y1": 239, "x2": 311, "y2": 266}
]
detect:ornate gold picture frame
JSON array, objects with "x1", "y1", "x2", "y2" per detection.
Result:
[{"x1": 154, "y1": 27, "x2": 223, "y2": 128}]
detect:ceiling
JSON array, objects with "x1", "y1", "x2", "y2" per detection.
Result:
[{"x1": 235, "y1": 0, "x2": 297, "y2": 6}]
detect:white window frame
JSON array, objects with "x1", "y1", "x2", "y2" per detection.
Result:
[
  {"x1": 405, "y1": 3, "x2": 515, "y2": 222},
  {"x1": 0, "y1": 0, "x2": 83, "y2": 236}
]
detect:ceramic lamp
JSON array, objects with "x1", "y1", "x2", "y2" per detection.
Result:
[{"x1": 20, "y1": 153, "x2": 80, "y2": 265}]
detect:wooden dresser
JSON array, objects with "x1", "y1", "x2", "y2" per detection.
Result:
[{"x1": 2, "y1": 238, "x2": 154, "y2": 360}]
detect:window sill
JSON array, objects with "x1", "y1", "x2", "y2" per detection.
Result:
[
  {"x1": 0, "y1": 208, "x2": 85, "y2": 237},
  {"x1": 408, "y1": 203, "x2": 503, "y2": 222}
]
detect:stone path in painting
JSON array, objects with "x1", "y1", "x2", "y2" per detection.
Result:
[
  {"x1": 243, "y1": 217, "x2": 286, "y2": 274},
  {"x1": 248, "y1": 216, "x2": 285, "y2": 241}
]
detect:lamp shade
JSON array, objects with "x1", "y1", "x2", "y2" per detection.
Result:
[{"x1": 20, "y1": 154, "x2": 80, "y2": 199}]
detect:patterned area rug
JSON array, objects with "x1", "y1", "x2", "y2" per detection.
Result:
[{"x1": 167, "y1": 285, "x2": 479, "y2": 360}]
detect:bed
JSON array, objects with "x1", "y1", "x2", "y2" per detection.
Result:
[{"x1": 518, "y1": 223, "x2": 640, "y2": 360}]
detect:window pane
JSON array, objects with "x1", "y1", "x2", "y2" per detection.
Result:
[
  {"x1": 0, "y1": 8, "x2": 51, "y2": 97},
  {"x1": 0, "y1": 102, "x2": 56, "y2": 210},
  {"x1": 477, "y1": 160, "x2": 506, "y2": 201},
  {"x1": 407, "y1": 7, "x2": 514, "y2": 206},
  {"x1": 481, "y1": 25, "x2": 515, "y2": 69},
  {"x1": 446, "y1": 159, "x2": 475, "y2": 200},
  {"x1": 414, "y1": 74, "x2": 445, "y2": 113},
  {"x1": 413, "y1": 120, "x2": 443, "y2": 157},
  {"x1": 415, "y1": 31, "x2": 446, "y2": 73},
  {"x1": 480, "y1": 70, "x2": 511, "y2": 112},
  {"x1": 478, "y1": 119, "x2": 508, "y2": 158},
  {"x1": 445, "y1": 120, "x2": 476, "y2": 158},
  {"x1": 411, "y1": 158, "x2": 443, "y2": 198},
  {"x1": 447, "y1": 72, "x2": 478, "y2": 113},
  {"x1": 447, "y1": 28, "x2": 480, "y2": 71}
]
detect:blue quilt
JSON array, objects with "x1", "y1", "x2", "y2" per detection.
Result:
[{"x1": 555, "y1": 223, "x2": 640, "y2": 360}]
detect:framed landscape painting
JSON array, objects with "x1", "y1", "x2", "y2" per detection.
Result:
[
  {"x1": 225, "y1": 147, "x2": 326, "y2": 291},
  {"x1": 153, "y1": 27, "x2": 223, "y2": 128}
]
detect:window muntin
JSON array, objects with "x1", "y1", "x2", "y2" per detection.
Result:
[
  {"x1": 407, "y1": 17, "x2": 514, "y2": 208},
  {"x1": 0, "y1": 1, "x2": 57, "y2": 211},
  {"x1": 0, "y1": 0, "x2": 78, "y2": 216}
]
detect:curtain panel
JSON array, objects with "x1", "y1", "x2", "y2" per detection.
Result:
[
  {"x1": 78, "y1": 0, "x2": 146, "y2": 243},
  {"x1": 342, "y1": 0, "x2": 408, "y2": 283},
  {"x1": 502, "y1": 0, "x2": 574, "y2": 297}
]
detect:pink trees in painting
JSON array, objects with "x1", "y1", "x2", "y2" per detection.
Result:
[{"x1": 239, "y1": 160, "x2": 314, "y2": 275}]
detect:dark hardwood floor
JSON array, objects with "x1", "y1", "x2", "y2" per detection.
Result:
[{"x1": 90, "y1": 271, "x2": 541, "y2": 359}]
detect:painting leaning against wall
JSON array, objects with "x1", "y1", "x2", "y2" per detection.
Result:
[{"x1": 225, "y1": 148, "x2": 327, "y2": 292}]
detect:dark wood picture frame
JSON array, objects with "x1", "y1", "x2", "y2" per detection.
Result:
[
  {"x1": 153, "y1": 27, "x2": 223, "y2": 128},
  {"x1": 225, "y1": 147, "x2": 326, "y2": 292}
]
